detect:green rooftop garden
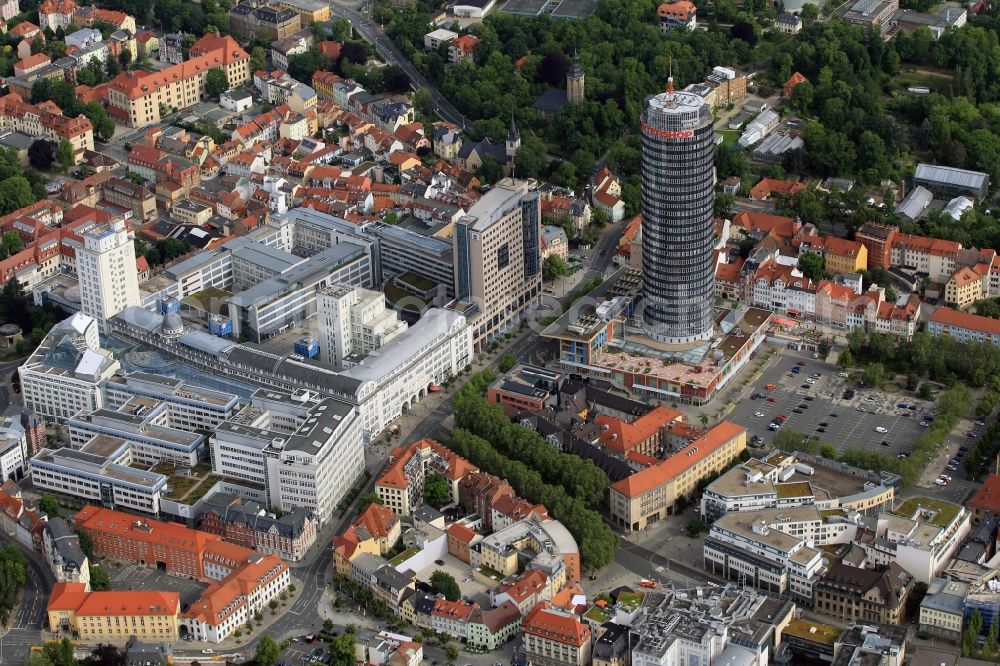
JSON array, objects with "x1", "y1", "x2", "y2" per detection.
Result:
[
  {"x1": 389, "y1": 546, "x2": 421, "y2": 567},
  {"x1": 182, "y1": 287, "x2": 233, "y2": 314},
  {"x1": 893, "y1": 497, "x2": 960, "y2": 528},
  {"x1": 384, "y1": 282, "x2": 426, "y2": 312},
  {"x1": 784, "y1": 619, "x2": 842, "y2": 646},
  {"x1": 617, "y1": 591, "x2": 644, "y2": 612},
  {"x1": 583, "y1": 606, "x2": 611, "y2": 623},
  {"x1": 776, "y1": 482, "x2": 812, "y2": 499}
]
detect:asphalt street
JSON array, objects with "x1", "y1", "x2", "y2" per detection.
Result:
[
  {"x1": 0, "y1": 532, "x2": 54, "y2": 663},
  {"x1": 329, "y1": 3, "x2": 471, "y2": 130}
]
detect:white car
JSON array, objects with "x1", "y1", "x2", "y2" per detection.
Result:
[
  {"x1": 838, "y1": 372, "x2": 849, "y2": 378},
  {"x1": 754, "y1": 411, "x2": 765, "y2": 417},
  {"x1": 806, "y1": 378, "x2": 816, "y2": 384},
  {"x1": 875, "y1": 426, "x2": 888, "y2": 433},
  {"x1": 934, "y1": 478, "x2": 947, "y2": 486},
  {"x1": 919, "y1": 421, "x2": 929, "y2": 427},
  {"x1": 202, "y1": 650, "x2": 214, "y2": 655},
  {"x1": 940, "y1": 474, "x2": 952, "y2": 482}
]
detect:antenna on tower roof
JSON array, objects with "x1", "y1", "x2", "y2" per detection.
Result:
[{"x1": 667, "y1": 56, "x2": 675, "y2": 101}]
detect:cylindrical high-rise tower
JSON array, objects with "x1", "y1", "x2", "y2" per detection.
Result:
[{"x1": 640, "y1": 84, "x2": 716, "y2": 344}]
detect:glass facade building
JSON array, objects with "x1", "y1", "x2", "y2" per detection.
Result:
[{"x1": 640, "y1": 89, "x2": 716, "y2": 343}]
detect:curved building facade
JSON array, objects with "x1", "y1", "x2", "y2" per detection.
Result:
[{"x1": 640, "y1": 89, "x2": 716, "y2": 344}]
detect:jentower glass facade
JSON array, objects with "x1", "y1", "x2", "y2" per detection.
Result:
[{"x1": 640, "y1": 89, "x2": 716, "y2": 344}]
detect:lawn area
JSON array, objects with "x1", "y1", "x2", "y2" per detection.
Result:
[
  {"x1": 891, "y1": 69, "x2": 954, "y2": 94},
  {"x1": 717, "y1": 129, "x2": 740, "y2": 147},
  {"x1": 397, "y1": 271, "x2": 438, "y2": 293},
  {"x1": 389, "y1": 547, "x2": 421, "y2": 567},
  {"x1": 584, "y1": 606, "x2": 611, "y2": 623},
  {"x1": 893, "y1": 496, "x2": 960, "y2": 528},
  {"x1": 617, "y1": 591, "x2": 644, "y2": 611},
  {"x1": 776, "y1": 482, "x2": 813, "y2": 499}
]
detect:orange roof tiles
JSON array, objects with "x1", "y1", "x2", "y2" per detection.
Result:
[
  {"x1": 715, "y1": 259, "x2": 744, "y2": 283},
  {"x1": 611, "y1": 421, "x2": 745, "y2": 498},
  {"x1": 451, "y1": 35, "x2": 479, "y2": 54},
  {"x1": 377, "y1": 438, "x2": 477, "y2": 490},
  {"x1": 969, "y1": 474, "x2": 1000, "y2": 515},
  {"x1": 496, "y1": 570, "x2": 548, "y2": 603},
  {"x1": 817, "y1": 280, "x2": 855, "y2": 302},
  {"x1": 749, "y1": 178, "x2": 806, "y2": 200},
  {"x1": 894, "y1": 233, "x2": 961, "y2": 257},
  {"x1": 109, "y1": 35, "x2": 247, "y2": 100},
  {"x1": 658, "y1": 0, "x2": 696, "y2": 20},
  {"x1": 523, "y1": 603, "x2": 590, "y2": 647},
  {"x1": 431, "y1": 597, "x2": 478, "y2": 620},
  {"x1": 784, "y1": 72, "x2": 807, "y2": 89},
  {"x1": 48, "y1": 582, "x2": 180, "y2": 616},
  {"x1": 732, "y1": 210, "x2": 798, "y2": 240},
  {"x1": 951, "y1": 266, "x2": 982, "y2": 287},
  {"x1": 447, "y1": 522, "x2": 477, "y2": 544},
  {"x1": 354, "y1": 503, "x2": 398, "y2": 539},
  {"x1": 596, "y1": 406, "x2": 682, "y2": 454},
  {"x1": 929, "y1": 306, "x2": 1000, "y2": 336}
]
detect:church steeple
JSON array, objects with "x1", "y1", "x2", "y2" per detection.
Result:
[
  {"x1": 567, "y1": 50, "x2": 585, "y2": 104},
  {"x1": 506, "y1": 113, "x2": 521, "y2": 158}
]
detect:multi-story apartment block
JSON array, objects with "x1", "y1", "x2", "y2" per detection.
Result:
[
  {"x1": 479, "y1": 513, "x2": 581, "y2": 588},
  {"x1": 198, "y1": 493, "x2": 319, "y2": 562},
  {"x1": 700, "y1": 451, "x2": 897, "y2": 522},
  {"x1": 813, "y1": 562, "x2": 912, "y2": 625},
  {"x1": 77, "y1": 218, "x2": 140, "y2": 333},
  {"x1": 229, "y1": 1, "x2": 301, "y2": 41},
  {"x1": 100, "y1": 177, "x2": 157, "y2": 221},
  {"x1": 452, "y1": 179, "x2": 541, "y2": 351},
  {"x1": 375, "y1": 438, "x2": 477, "y2": 516},
  {"x1": 0, "y1": 93, "x2": 93, "y2": 162},
  {"x1": 657, "y1": 0, "x2": 696, "y2": 31},
  {"x1": 522, "y1": 603, "x2": 592, "y2": 666},
  {"x1": 107, "y1": 34, "x2": 250, "y2": 128},
  {"x1": 317, "y1": 284, "x2": 408, "y2": 366},
  {"x1": 42, "y1": 518, "x2": 90, "y2": 587},
  {"x1": 19, "y1": 313, "x2": 120, "y2": 423},
  {"x1": 751, "y1": 259, "x2": 817, "y2": 317},
  {"x1": 0, "y1": 0, "x2": 19, "y2": 22},
  {"x1": 209, "y1": 389, "x2": 363, "y2": 523},
  {"x1": 856, "y1": 223, "x2": 897, "y2": 270},
  {"x1": 37, "y1": 0, "x2": 77, "y2": 30},
  {"x1": 467, "y1": 602, "x2": 522, "y2": 652},
  {"x1": 431, "y1": 598, "x2": 478, "y2": 640},
  {"x1": 48, "y1": 584, "x2": 180, "y2": 640},
  {"x1": 703, "y1": 506, "x2": 842, "y2": 602},
  {"x1": 0, "y1": 415, "x2": 28, "y2": 482},
  {"x1": 890, "y1": 233, "x2": 960, "y2": 282},
  {"x1": 159, "y1": 32, "x2": 186, "y2": 64},
  {"x1": 927, "y1": 307, "x2": 1000, "y2": 347},
  {"x1": 609, "y1": 421, "x2": 746, "y2": 531}
]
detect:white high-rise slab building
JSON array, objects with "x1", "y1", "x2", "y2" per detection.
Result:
[
  {"x1": 77, "y1": 219, "x2": 141, "y2": 333},
  {"x1": 317, "y1": 284, "x2": 408, "y2": 367}
]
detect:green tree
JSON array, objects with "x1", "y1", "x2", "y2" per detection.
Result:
[
  {"x1": 38, "y1": 495, "x2": 60, "y2": 517},
  {"x1": 714, "y1": 192, "x2": 735, "y2": 219},
  {"x1": 356, "y1": 492, "x2": 383, "y2": 511},
  {"x1": 686, "y1": 519, "x2": 705, "y2": 537},
  {"x1": 25, "y1": 652, "x2": 55, "y2": 666},
  {"x1": 83, "y1": 101, "x2": 116, "y2": 141},
  {"x1": 76, "y1": 530, "x2": 94, "y2": 559},
  {"x1": 55, "y1": 139, "x2": 74, "y2": 171},
  {"x1": 797, "y1": 252, "x2": 825, "y2": 282},
  {"x1": 28, "y1": 140, "x2": 56, "y2": 171},
  {"x1": 498, "y1": 354, "x2": 517, "y2": 372},
  {"x1": 964, "y1": 608, "x2": 984, "y2": 657},
  {"x1": 820, "y1": 444, "x2": 838, "y2": 459},
  {"x1": 250, "y1": 46, "x2": 266, "y2": 74},
  {"x1": 43, "y1": 638, "x2": 75, "y2": 666},
  {"x1": 423, "y1": 472, "x2": 451, "y2": 509},
  {"x1": 477, "y1": 155, "x2": 501, "y2": 185},
  {"x1": 542, "y1": 254, "x2": 569, "y2": 280},
  {"x1": 0, "y1": 177, "x2": 35, "y2": 215},
  {"x1": 330, "y1": 627, "x2": 356, "y2": 666},
  {"x1": 89, "y1": 565, "x2": 111, "y2": 591},
  {"x1": 430, "y1": 570, "x2": 461, "y2": 601},
  {"x1": 204, "y1": 68, "x2": 229, "y2": 99},
  {"x1": 987, "y1": 616, "x2": 999, "y2": 657},
  {"x1": 255, "y1": 636, "x2": 280, "y2": 666},
  {"x1": 444, "y1": 643, "x2": 459, "y2": 665}
]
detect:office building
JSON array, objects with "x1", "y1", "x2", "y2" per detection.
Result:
[
  {"x1": 703, "y1": 506, "x2": 843, "y2": 602},
  {"x1": 77, "y1": 218, "x2": 140, "y2": 333},
  {"x1": 609, "y1": 421, "x2": 746, "y2": 531},
  {"x1": 19, "y1": 313, "x2": 120, "y2": 423},
  {"x1": 229, "y1": 1, "x2": 300, "y2": 41},
  {"x1": 478, "y1": 513, "x2": 581, "y2": 588},
  {"x1": 700, "y1": 451, "x2": 897, "y2": 522},
  {"x1": 452, "y1": 179, "x2": 541, "y2": 351},
  {"x1": 317, "y1": 284, "x2": 408, "y2": 367},
  {"x1": 103, "y1": 373, "x2": 240, "y2": 433},
  {"x1": 630, "y1": 585, "x2": 794, "y2": 666},
  {"x1": 919, "y1": 577, "x2": 969, "y2": 641},
  {"x1": 209, "y1": 389, "x2": 363, "y2": 523},
  {"x1": 0, "y1": 415, "x2": 28, "y2": 482},
  {"x1": 813, "y1": 562, "x2": 912, "y2": 625},
  {"x1": 639, "y1": 79, "x2": 715, "y2": 344},
  {"x1": 30, "y1": 436, "x2": 168, "y2": 516},
  {"x1": 48, "y1": 583, "x2": 180, "y2": 641},
  {"x1": 372, "y1": 224, "x2": 455, "y2": 294}
]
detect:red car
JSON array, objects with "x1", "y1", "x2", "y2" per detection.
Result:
[
  {"x1": 796, "y1": 361, "x2": 806, "y2": 366},
  {"x1": 767, "y1": 397, "x2": 777, "y2": 403},
  {"x1": 777, "y1": 414, "x2": 788, "y2": 421}
]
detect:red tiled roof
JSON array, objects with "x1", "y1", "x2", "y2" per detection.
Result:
[
  {"x1": 108, "y1": 35, "x2": 247, "y2": 100},
  {"x1": 447, "y1": 522, "x2": 476, "y2": 544},
  {"x1": 523, "y1": 603, "x2": 590, "y2": 647},
  {"x1": 596, "y1": 406, "x2": 682, "y2": 454},
  {"x1": 929, "y1": 306, "x2": 1000, "y2": 336},
  {"x1": 969, "y1": 474, "x2": 1000, "y2": 514},
  {"x1": 48, "y1": 582, "x2": 180, "y2": 617},
  {"x1": 658, "y1": 0, "x2": 696, "y2": 19},
  {"x1": 451, "y1": 35, "x2": 479, "y2": 54}
]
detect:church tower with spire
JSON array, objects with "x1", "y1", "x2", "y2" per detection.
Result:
[
  {"x1": 506, "y1": 113, "x2": 521, "y2": 158},
  {"x1": 567, "y1": 50, "x2": 585, "y2": 104}
]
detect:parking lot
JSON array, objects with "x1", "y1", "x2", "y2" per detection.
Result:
[
  {"x1": 106, "y1": 562, "x2": 207, "y2": 607},
  {"x1": 729, "y1": 356, "x2": 935, "y2": 458}
]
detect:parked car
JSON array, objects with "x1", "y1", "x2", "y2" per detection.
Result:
[{"x1": 875, "y1": 426, "x2": 888, "y2": 433}]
